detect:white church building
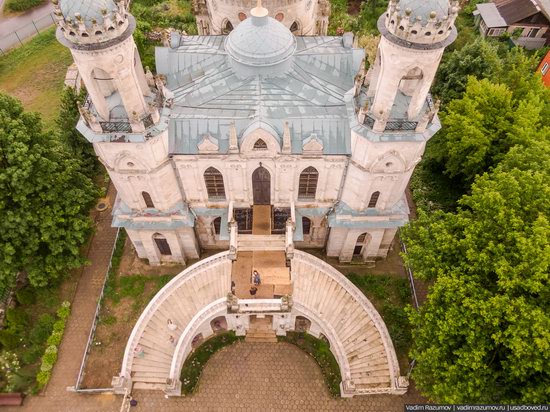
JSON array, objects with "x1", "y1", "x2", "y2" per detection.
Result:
[{"x1": 53, "y1": 0, "x2": 457, "y2": 398}]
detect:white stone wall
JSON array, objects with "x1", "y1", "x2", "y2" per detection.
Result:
[
  {"x1": 204, "y1": 0, "x2": 326, "y2": 35},
  {"x1": 341, "y1": 130, "x2": 424, "y2": 211},
  {"x1": 369, "y1": 36, "x2": 444, "y2": 120}
]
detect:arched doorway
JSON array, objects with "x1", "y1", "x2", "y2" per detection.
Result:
[{"x1": 252, "y1": 166, "x2": 271, "y2": 205}]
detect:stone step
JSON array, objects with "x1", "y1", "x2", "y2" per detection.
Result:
[
  {"x1": 245, "y1": 335, "x2": 278, "y2": 343},
  {"x1": 133, "y1": 382, "x2": 166, "y2": 391}
]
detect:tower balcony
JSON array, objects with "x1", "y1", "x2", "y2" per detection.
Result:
[{"x1": 354, "y1": 85, "x2": 439, "y2": 134}]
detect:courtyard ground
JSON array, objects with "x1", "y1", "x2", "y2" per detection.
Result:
[{"x1": 0, "y1": 27, "x2": 71, "y2": 129}]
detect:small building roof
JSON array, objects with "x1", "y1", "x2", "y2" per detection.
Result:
[
  {"x1": 494, "y1": 0, "x2": 540, "y2": 24},
  {"x1": 475, "y1": 3, "x2": 507, "y2": 27}
]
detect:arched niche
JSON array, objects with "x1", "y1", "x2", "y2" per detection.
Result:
[{"x1": 240, "y1": 126, "x2": 280, "y2": 154}]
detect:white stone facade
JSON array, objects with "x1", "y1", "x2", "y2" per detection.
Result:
[
  {"x1": 55, "y1": 0, "x2": 457, "y2": 266},
  {"x1": 192, "y1": 0, "x2": 331, "y2": 35}
]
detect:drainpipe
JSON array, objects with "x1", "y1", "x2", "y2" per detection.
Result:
[{"x1": 323, "y1": 154, "x2": 351, "y2": 251}]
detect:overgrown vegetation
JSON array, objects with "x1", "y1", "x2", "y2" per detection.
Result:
[
  {"x1": 36, "y1": 301, "x2": 71, "y2": 389},
  {"x1": 403, "y1": 37, "x2": 550, "y2": 404},
  {"x1": 0, "y1": 29, "x2": 72, "y2": 129},
  {"x1": 346, "y1": 274, "x2": 411, "y2": 355},
  {"x1": 0, "y1": 287, "x2": 75, "y2": 393},
  {"x1": 131, "y1": 0, "x2": 197, "y2": 69},
  {"x1": 278, "y1": 332, "x2": 342, "y2": 397},
  {"x1": 4, "y1": 0, "x2": 43, "y2": 13},
  {"x1": 180, "y1": 332, "x2": 244, "y2": 395},
  {"x1": 328, "y1": 0, "x2": 388, "y2": 36}
]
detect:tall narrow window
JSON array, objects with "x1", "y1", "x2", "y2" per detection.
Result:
[
  {"x1": 368, "y1": 191, "x2": 380, "y2": 208},
  {"x1": 354, "y1": 233, "x2": 367, "y2": 256},
  {"x1": 290, "y1": 21, "x2": 299, "y2": 33},
  {"x1": 298, "y1": 167, "x2": 318, "y2": 200},
  {"x1": 204, "y1": 167, "x2": 226, "y2": 200},
  {"x1": 213, "y1": 217, "x2": 221, "y2": 235},
  {"x1": 222, "y1": 20, "x2": 234, "y2": 34},
  {"x1": 302, "y1": 217, "x2": 311, "y2": 235},
  {"x1": 153, "y1": 233, "x2": 172, "y2": 255},
  {"x1": 142, "y1": 191, "x2": 155, "y2": 208}
]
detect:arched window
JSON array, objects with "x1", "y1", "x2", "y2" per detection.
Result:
[
  {"x1": 368, "y1": 191, "x2": 380, "y2": 208},
  {"x1": 302, "y1": 217, "x2": 311, "y2": 235},
  {"x1": 354, "y1": 233, "x2": 368, "y2": 256},
  {"x1": 153, "y1": 233, "x2": 172, "y2": 255},
  {"x1": 222, "y1": 20, "x2": 234, "y2": 34},
  {"x1": 298, "y1": 167, "x2": 318, "y2": 200},
  {"x1": 253, "y1": 139, "x2": 267, "y2": 150},
  {"x1": 213, "y1": 217, "x2": 221, "y2": 235},
  {"x1": 142, "y1": 191, "x2": 155, "y2": 208},
  {"x1": 290, "y1": 21, "x2": 299, "y2": 33},
  {"x1": 204, "y1": 167, "x2": 226, "y2": 200}
]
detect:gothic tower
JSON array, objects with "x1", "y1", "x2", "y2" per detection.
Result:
[
  {"x1": 327, "y1": 0, "x2": 458, "y2": 263},
  {"x1": 53, "y1": 0, "x2": 200, "y2": 264}
]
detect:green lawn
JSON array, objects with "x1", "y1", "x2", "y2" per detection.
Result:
[{"x1": 0, "y1": 28, "x2": 72, "y2": 129}]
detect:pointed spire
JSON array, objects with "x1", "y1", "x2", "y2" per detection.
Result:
[{"x1": 229, "y1": 122, "x2": 239, "y2": 153}]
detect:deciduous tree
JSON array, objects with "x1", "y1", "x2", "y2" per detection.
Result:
[{"x1": 0, "y1": 94, "x2": 98, "y2": 287}]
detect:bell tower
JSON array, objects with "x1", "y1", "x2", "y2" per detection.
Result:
[
  {"x1": 367, "y1": 0, "x2": 459, "y2": 130},
  {"x1": 329, "y1": 0, "x2": 458, "y2": 263},
  {"x1": 53, "y1": 0, "x2": 159, "y2": 133}
]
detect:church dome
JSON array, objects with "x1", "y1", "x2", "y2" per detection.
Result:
[
  {"x1": 395, "y1": 0, "x2": 450, "y2": 24},
  {"x1": 57, "y1": 0, "x2": 119, "y2": 27},
  {"x1": 53, "y1": 0, "x2": 130, "y2": 45},
  {"x1": 225, "y1": 2, "x2": 296, "y2": 75}
]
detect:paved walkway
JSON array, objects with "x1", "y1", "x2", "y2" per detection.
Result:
[{"x1": 131, "y1": 341, "x2": 425, "y2": 411}]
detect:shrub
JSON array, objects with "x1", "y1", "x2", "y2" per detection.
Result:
[
  {"x1": 5, "y1": 0, "x2": 43, "y2": 12},
  {"x1": 56, "y1": 301, "x2": 71, "y2": 320},
  {"x1": 16, "y1": 288, "x2": 36, "y2": 305},
  {"x1": 0, "y1": 330, "x2": 19, "y2": 350},
  {"x1": 47, "y1": 330, "x2": 64, "y2": 346},
  {"x1": 29, "y1": 314, "x2": 55, "y2": 345},
  {"x1": 36, "y1": 370, "x2": 51, "y2": 388},
  {"x1": 6, "y1": 308, "x2": 30, "y2": 330}
]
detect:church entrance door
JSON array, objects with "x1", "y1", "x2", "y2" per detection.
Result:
[{"x1": 252, "y1": 166, "x2": 270, "y2": 205}]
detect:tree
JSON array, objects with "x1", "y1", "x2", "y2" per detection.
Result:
[
  {"x1": 0, "y1": 94, "x2": 99, "y2": 287},
  {"x1": 433, "y1": 38, "x2": 502, "y2": 105},
  {"x1": 402, "y1": 165, "x2": 550, "y2": 403},
  {"x1": 431, "y1": 72, "x2": 549, "y2": 188},
  {"x1": 57, "y1": 87, "x2": 100, "y2": 179}
]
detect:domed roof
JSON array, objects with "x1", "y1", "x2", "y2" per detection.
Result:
[
  {"x1": 396, "y1": 0, "x2": 450, "y2": 24},
  {"x1": 225, "y1": 4, "x2": 296, "y2": 69},
  {"x1": 58, "y1": 0, "x2": 118, "y2": 27}
]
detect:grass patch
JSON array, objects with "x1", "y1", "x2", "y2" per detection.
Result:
[
  {"x1": 0, "y1": 28, "x2": 72, "y2": 129},
  {"x1": 346, "y1": 273, "x2": 412, "y2": 357},
  {"x1": 278, "y1": 332, "x2": 342, "y2": 397},
  {"x1": 4, "y1": 0, "x2": 44, "y2": 12},
  {"x1": 180, "y1": 332, "x2": 244, "y2": 395}
]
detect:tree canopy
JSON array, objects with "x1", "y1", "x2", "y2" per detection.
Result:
[
  {"x1": 428, "y1": 48, "x2": 550, "y2": 188},
  {"x1": 0, "y1": 93, "x2": 98, "y2": 287}
]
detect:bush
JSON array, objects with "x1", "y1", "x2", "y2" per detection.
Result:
[
  {"x1": 29, "y1": 314, "x2": 55, "y2": 345},
  {"x1": 0, "y1": 330, "x2": 19, "y2": 350},
  {"x1": 5, "y1": 0, "x2": 43, "y2": 12},
  {"x1": 6, "y1": 308, "x2": 30, "y2": 330},
  {"x1": 36, "y1": 302, "x2": 70, "y2": 389},
  {"x1": 16, "y1": 288, "x2": 36, "y2": 305}
]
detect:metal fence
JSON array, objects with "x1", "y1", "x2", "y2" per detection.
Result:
[
  {"x1": 0, "y1": 13, "x2": 56, "y2": 55},
  {"x1": 73, "y1": 227, "x2": 121, "y2": 393}
]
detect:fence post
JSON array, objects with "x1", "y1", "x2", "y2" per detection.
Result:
[
  {"x1": 14, "y1": 31, "x2": 23, "y2": 46},
  {"x1": 32, "y1": 21, "x2": 39, "y2": 35}
]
